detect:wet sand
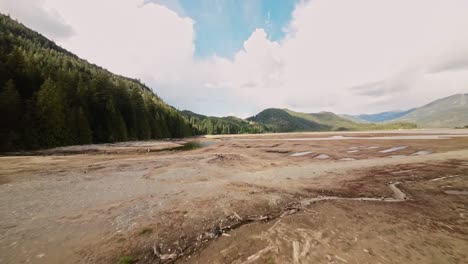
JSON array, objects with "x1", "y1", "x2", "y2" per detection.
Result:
[{"x1": 1, "y1": 129, "x2": 468, "y2": 263}]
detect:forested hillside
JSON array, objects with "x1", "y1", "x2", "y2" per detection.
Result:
[
  {"x1": 0, "y1": 14, "x2": 422, "y2": 152},
  {"x1": 247, "y1": 108, "x2": 331, "y2": 132},
  {"x1": 0, "y1": 14, "x2": 192, "y2": 151},
  {"x1": 284, "y1": 109, "x2": 416, "y2": 131},
  {"x1": 182, "y1": 111, "x2": 267, "y2": 135},
  {"x1": 248, "y1": 108, "x2": 416, "y2": 132}
]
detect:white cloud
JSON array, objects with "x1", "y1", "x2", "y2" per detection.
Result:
[
  {"x1": 148, "y1": 0, "x2": 185, "y2": 17},
  {"x1": 0, "y1": 0, "x2": 74, "y2": 40},
  {"x1": 2, "y1": 0, "x2": 468, "y2": 116},
  {"x1": 41, "y1": 0, "x2": 195, "y2": 82},
  {"x1": 276, "y1": 0, "x2": 468, "y2": 113}
]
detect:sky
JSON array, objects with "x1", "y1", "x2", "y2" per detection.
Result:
[
  {"x1": 1, "y1": 0, "x2": 468, "y2": 118},
  {"x1": 150, "y1": 0, "x2": 298, "y2": 58}
]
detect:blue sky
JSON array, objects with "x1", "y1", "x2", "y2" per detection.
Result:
[
  {"x1": 152, "y1": 0, "x2": 298, "y2": 58},
  {"x1": 7, "y1": 0, "x2": 468, "y2": 116}
]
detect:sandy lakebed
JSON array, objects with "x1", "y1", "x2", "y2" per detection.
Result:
[{"x1": 1, "y1": 129, "x2": 468, "y2": 263}]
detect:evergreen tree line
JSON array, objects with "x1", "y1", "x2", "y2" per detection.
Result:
[
  {"x1": 182, "y1": 111, "x2": 268, "y2": 135},
  {"x1": 0, "y1": 14, "x2": 192, "y2": 151}
]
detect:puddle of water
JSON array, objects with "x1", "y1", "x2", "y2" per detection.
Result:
[
  {"x1": 289, "y1": 151, "x2": 313, "y2": 157},
  {"x1": 347, "y1": 150, "x2": 359, "y2": 153},
  {"x1": 412, "y1": 150, "x2": 432, "y2": 156},
  {"x1": 329, "y1": 135, "x2": 346, "y2": 139},
  {"x1": 198, "y1": 141, "x2": 217, "y2": 147},
  {"x1": 444, "y1": 190, "x2": 468, "y2": 195},
  {"x1": 379, "y1": 146, "x2": 408, "y2": 153},
  {"x1": 349, "y1": 146, "x2": 359, "y2": 150},
  {"x1": 300, "y1": 182, "x2": 407, "y2": 206},
  {"x1": 339, "y1": 158, "x2": 356, "y2": 161},
  {"x1": 315, "y1": 154, "x2": 330, "y2": 159},
  {"x1": 430, "y1": 175, "x2": 461, "y2": 181},
  {"x1": 170, "y1": 142, "x2": 203, "y2": 151},
  {"x1": 238, "y1": 135, "x2": 468, "y2": 141},
  {"x1": 368, "y1": 146, "x2": 380, "y2": 149}
]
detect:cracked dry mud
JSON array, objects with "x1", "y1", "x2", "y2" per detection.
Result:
[{"x1": 1, "y1": 129, "x2": 468, "y2": 264}]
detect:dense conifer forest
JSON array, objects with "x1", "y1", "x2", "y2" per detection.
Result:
[
  {"x1": 181, "y1": 111, "x2": 267, "y2": 135},
  {"x1": 0, "y1": 14, "x2": 418, "y2": 151},
  {"x1": 0, "y1": 14, "x2": 194, "y2": 151}
]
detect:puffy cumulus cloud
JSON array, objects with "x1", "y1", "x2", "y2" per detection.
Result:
[
  {"x1": 148, "y1": 0, "x2": 185, "y2": 17},
  {"x1": 43, "y1": 0, "x2": 195, "y2": 81},
  {"x1": 276, "y1": 0, "x2": 468, "y2": 113},
  {"x1": 1, "y1": 0, "x2": 194, "y2": 81},
  {"x1": 144, "y1": 28, "x2": 285, "y2": 116},
  {"x1": 186, "y1": 0, "x2": 468, "y2": 115},
  {"x1": 2, "y1": 0, "x2": 468, "y2": 116}
]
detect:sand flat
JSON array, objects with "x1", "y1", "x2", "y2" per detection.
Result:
[{"x1": 1, "y1": 129, "x2": 468, "y2": 263}]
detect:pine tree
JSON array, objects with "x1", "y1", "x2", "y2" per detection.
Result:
[
  {"x1": 75, "y1": 107, "x2": 92, "y2": 144},
  {"x1": 130, "y1": 89, "x2": 150, "y2": 140},
  {"x1": 0, "y1": 80, "x2": 22, "y2": 149},
  {"x1": 36, "y1": 79, "x2": 68, "y2": 147},
  {"x1": 106, "y1": 101, "x2": 128, "y2": 142},
  {"x1": 0, "y1": 14, "x2": 194, "y2": 150}
]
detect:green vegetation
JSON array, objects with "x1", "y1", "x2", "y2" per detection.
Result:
[
  {"x1": 139, "y1": 228, "x2": 153, "y2": 235},
  {"x1": 0, "y1": 14, "x2": 192, "y2": 151},
  {"x1": 182, "y1": 110, "x2": 268, "y2": 135},
  {"x1": 154, "y1": 141, "x2": 204, "y2": 152},
  {"x1": 285, "y1": 109, "x2": 416, "y2": 131},
  {"x1": 248, "y1": 108, "x2": 416, "y2": 132},
  {"x1": 118, "y1": 256, "x2": 134, "y2": 264},
  {"x1": 0, "y1": 14, "x2": 421, "y2": 151},
  {"x1": 285, "y1": 110, "x2": 357, "y2": 130},
  {"x1": 247, "y1": 108, "x2": 330, "y2": 132}
]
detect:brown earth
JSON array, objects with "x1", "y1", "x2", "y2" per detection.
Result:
[{"x1": 1, "y1": 129, "x2": 468, "y2": 264}]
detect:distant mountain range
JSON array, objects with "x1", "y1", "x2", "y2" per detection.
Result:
[
  {"x1": 353, "y1": 109, "x2": 414, "y2": 123},
  {"x1": 342, "y1": 94, "x2": 468, "y2": 128},
  {"x1": 393, "y1": 93, "x2": 468, "y2": 127},
  {"x1": 183, "y1": 93, "x2": 468, "y2": 135},
  {"x1": 246, "y1": 108, "x2": 416, "y2": 132},
  {"x1": 1, "y1": 13, "x2": 466, "y2": 151}
]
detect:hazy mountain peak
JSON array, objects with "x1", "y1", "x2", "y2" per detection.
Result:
[{"x1": 392, "y1": 93, "x2": 468, "y2": 128}]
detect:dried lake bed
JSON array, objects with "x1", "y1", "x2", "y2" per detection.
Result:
[{"x1": 1, "y1": 129, "x2": 468, "y2": 263}]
